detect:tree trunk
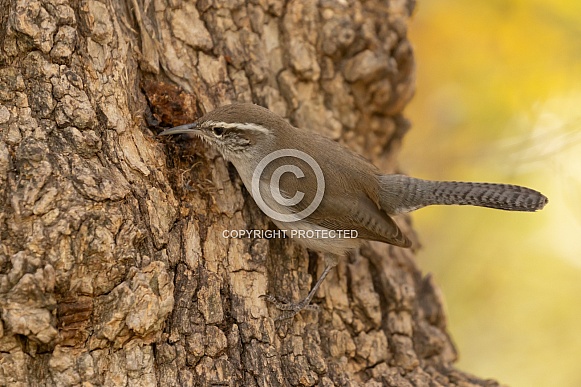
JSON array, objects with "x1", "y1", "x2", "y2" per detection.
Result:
[{"x1": 0, "y1": 0, "x2": 503, "y2": 386}]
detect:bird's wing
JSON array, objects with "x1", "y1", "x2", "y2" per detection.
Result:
[
  {"x1": 256, "y1": 153, "x2": 410, "y2": 248},
  {"x1": 306, "y1": 195, "x2": 412, "y2": 248}
]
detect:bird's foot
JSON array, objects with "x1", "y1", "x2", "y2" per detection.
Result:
[{"x1": 260, "y1": 294, "x2": 319, "y2": 320}]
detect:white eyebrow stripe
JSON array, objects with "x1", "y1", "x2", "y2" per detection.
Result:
[{"x1": 205, "y1": 120, "x2": 270, "y2": 134}]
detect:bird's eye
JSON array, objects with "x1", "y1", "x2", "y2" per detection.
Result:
[{"x1": 212, "y1": 127, "x2": 224, "y2": 137}]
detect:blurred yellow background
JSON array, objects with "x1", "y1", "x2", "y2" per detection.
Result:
[{"x1": 401, "y1": 1, "x2": 581, "y2": 386}]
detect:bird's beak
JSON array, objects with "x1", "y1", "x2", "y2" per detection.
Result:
[{"x1": 159, "y1": 123, "x2": 199, "y2": 136}]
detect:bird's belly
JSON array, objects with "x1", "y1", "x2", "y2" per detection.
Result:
[
  {"x1": 272, "y1": 220, "x2": 361, "y2": 256},
  {"x1": 236, "y1": 165, "x2": 360, "y2": 255}
]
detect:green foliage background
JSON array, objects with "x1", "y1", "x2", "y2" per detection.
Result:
[{"x1": 402, "y1": 1, "x2": 581, "y2": 386}]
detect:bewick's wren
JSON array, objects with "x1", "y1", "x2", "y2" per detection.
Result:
[{"x1": 160, "y1": 103, "x2": 547, "y2": 318}]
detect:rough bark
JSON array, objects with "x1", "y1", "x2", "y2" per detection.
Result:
[{"x1": 0, "y1": 0, "x2": 502, "y2": 386}]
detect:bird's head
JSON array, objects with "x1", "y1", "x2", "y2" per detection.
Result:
[{"x1": 159, "y1": 103, "x2": 286, "y2": 161}]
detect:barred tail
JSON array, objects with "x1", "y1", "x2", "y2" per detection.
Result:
[{"x1": 378, "y1": 175, "x2": 548, "y2": 214}]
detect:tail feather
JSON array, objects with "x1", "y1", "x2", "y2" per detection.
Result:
[{"x1": 378, "y1": 175, "x2": 548, "y2": 214}]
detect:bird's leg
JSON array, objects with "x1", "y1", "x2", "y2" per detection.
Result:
[{"x1": 263, "y1": 254, "x2": 338, "y2": 320}]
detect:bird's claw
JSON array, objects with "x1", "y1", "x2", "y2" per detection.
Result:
[{"x1": 260, "y1": 294, "x2": 320, "y2": 320}]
